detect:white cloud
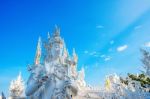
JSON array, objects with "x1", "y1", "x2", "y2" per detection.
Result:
[
  {"x1": 134, "y1": 25, "x2": 142, "y2": 30},
  {"x1": 117, "y1": 45, "x2": 128, "y2": 52},
  {"x1": 96, "y1": 25, "x2": 104, "y2": 29},
  {"x1": 100, "y1": 54, "x2": 112, "y2": 61},
  {"x1": 84, "y1": 50, "x2": 100, "y2": 57},
  {"x1": 104, "y1": 56, "x2": 112, "y2": 61},
  {"x1": 110, "y1": 40, "x2": 114, "y2": 45},
  {"x1": 100, "y1": 54, "x2": 105, "y2": 58},
  {"x1": 144, "y1": 42, "x2": 150, "y2": 47},
  {"x1": 84, "y1": 50, "x2": 103, "y2": 58},
  {"x1": 84, "y1": 50, "x2": 89, "y2": 54},
  {"x1": 89, "y1": 51, "x2": 97, "y2": 56},
  {"x1": 85, "y1": 66, "x2": 88, "y2": 70},
  {"x1": 108, "y1": 48, "x2": 113, "y2": 52}
]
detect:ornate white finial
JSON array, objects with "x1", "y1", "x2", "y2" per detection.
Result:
[
  {"x1": 47, "y1": 32, "x2": 50, "y2": 39},
  {"x1": 35, "y1": 37, "x2": 42, "y2": 65},
  {"x1": 73, "y1": 48, "x2": 78, "y2": 64},
  {"x1": 1, "y1": 92, "x2": 6, "y2": 99},
  {"x1": 18, "y1": 72, "x2": 22, "y2": 81},
  {"x1": 77, "y1": 67, "x2": 86, "y2": 88},
  {"x1": 9, "y1": 72, "x2": 24, "y2": 98},
  {"x1": 63, "y1": 43, "x2": 69, "y2": 58},
  {"x1": 53, "y1": 25, "x2": 60, "y2": 37}
]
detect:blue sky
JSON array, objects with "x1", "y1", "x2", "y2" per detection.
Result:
[{"x1": 1, "y1": 0, "x2": 150, "y2": 95}]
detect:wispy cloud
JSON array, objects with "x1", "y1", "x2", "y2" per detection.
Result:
[
  {"x1": 84, "y1": 50, "x2": 101, "y2": 57},
  {"x1": 104, "y1": 56, "x2": 112, "y2": 61},
  {"x1": 134, "y1": 25, "x2": 142, "y2": 30},
  {"x1": 84, "y1": 50, "x2": 89, "y2": 54},
  {"x1": 100, "y1": 54, "x2": 105, "y2": 58},
  {"x1": 84, "y1": 50, "x2": 112, "y2": 61},
  {"x1": 117, "y1": 45, "x2": 128, "y2": 52},
  {"x1": 100, "y1": 54, "x2": 112, "y2": 61},
  {"x1": 110, "y1": 40, "x2": 114, "y2": 45},
  {"x1": 108, "y1": 48, "x2": 112, "y2": 52},
  {"x1": 144, "y1": 42, "x2": 150, "y2": 47},
  {"x1": 89, "y1": 51, "x2": 97, "y2": 56},
  {"x1": 85, "y1": 65, "x2": 88, "y2": 70},
  {"x1": 96, "y1": 25, "x2": 104, "y2": 29}
]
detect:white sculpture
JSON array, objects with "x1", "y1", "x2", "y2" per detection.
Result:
[
  {"x1": 4, "y1": 26, "x2": 150, "y2": 99},
  {"x1": 9, "y1": 72, "x2": 24, "y2": 99},
  {"x1": 77, "y1": 68, "x2": 86, "y2": 90},
  {"x1": 25, "y1": 26, "x2": 78, "y2": 99}
]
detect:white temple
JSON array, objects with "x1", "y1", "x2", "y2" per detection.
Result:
[
  {"x1": 24, "y1": 26, "x2": 100, "y2": 99},
  {"x1": 4, "y1": 26, "x2": 150, "y2": 99}
]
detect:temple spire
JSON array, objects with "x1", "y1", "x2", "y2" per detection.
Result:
[
  {"x1": 63, "y1": 44, "x2": 69, "y2": 58},
  {"x1": 9, "y1": 72, "x2": 24, "y2": 98},
  {"x1": 53, "y1": 25, "x2": 60, "y2": 37},
  {"x1": 73, "y1": 48, "x2": 78, "y2": 64},
  {"x1": 34, "y1": 37, "x2": 42, "y2": 65},
  {"x1": 47, "y1": 32, "x2": 50, "y2": 39}
]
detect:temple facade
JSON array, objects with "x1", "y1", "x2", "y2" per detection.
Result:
[
  {"x1": 24, "y1": 26, "x2": 99, "y2": 99},
  {"x1": 5, "y1": 26, "x2": 150, "y2": 99}
]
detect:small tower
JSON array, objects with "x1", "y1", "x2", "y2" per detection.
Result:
[
  {"x1": 9, "y1": 72, "x2": 25, "y2": 98},
  {"x1": 0, "y1": 92, "x2": 6, "y2": 99},
  {"x1": 47, "y1": 32, "x2": 50, "y2": 40},
  {"x1": 72, "y1": 48, "x2": 78, "y2": 65},
  {"x1": 63, "y1": 43, "x2": 69, "y2": 59},
  {"x1": 51, "y1": 25, "x2": 63, "y2": 47},
  {"x1": 77, "y1": 68, "x2": 86, "y2": 90},
  {"x1": 35, "y1": 37, "x2": 42, "y2": 65},
  {"x1": 53, "y1": 25, "x2": 60, "y2": 37}
]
